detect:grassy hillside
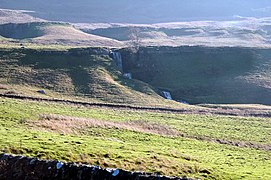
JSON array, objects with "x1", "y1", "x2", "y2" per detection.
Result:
[
  {"x1": 121, "y1": 46, "x2": 271, "y2": 105},
  {"x1": 0, "y1": 22, "x2": 123, "y2": 47},
  {"x1": 77, "y1": 18, "x2": 271, "y2": 48},
  {"x1": 0, "y1": 97, "x2": 270, "y2": 179},
  {"x1": 0, "y1": 8, "x2": 45, "y2": 24},
  {"x1": 0, "y1": 47, "x2": 183, "y2": 107},
  {"x1": 2, "y1": 8, "x2": 271, "y2": 48}
]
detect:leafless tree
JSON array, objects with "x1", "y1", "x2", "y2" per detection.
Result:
[{"x1": 127, "y1": 27, "x2": 142, "y2": 53}]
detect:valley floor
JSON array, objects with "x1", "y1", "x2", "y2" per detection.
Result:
[{"x1": 0, "y1": 97, "x2": 270, "y2": 179}]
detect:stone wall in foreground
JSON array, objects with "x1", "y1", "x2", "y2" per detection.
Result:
[{"x1": 0, "y1": 154, "x2": 191, "y2": 180}]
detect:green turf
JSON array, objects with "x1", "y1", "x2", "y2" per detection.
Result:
[
  {"x1": 122, "y1": 46, "x2": 271, "y2": 105},
  {"x1": 0, "y1": 47, "x2": 184, "y2": 107},
  {"x1": 0, "y1": 97, "x2": 270, "y2": 179},
  {"x1": 0, "y1": 43, "x2": 76, "y2": 50}
]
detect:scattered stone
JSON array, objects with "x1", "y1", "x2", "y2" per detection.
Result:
[
  {"x1": 112, "y1": 169, "x2": 120, "y2": 176},
  {"x1": 0, "y1": 154, "x2": 10, "y2": 160},
  {"x1": 37, "y1": 90, "x2": 46, "y2": 95},
  {"x1": 56, "y1": 162, "x2": 64, "y2": 170},
  {"x1": 123, "y1": 73, "x2": 132, "y2": 79},
  {"x1": 29, "y1": 159, "x2": 37, "y2": 165},
  {"x1": 162, "y1": 91, "x2": 172, "y2": 100}
]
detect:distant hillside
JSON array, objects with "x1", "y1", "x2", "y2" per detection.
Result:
[
  {"x1": 1, "y1": 0, "x2": 271, "y2": 23},
  {"x1": 77, "y1": 19, "x2": 271, "y2": 48},
  {"x1": 2, "y1": 8, "x2": 271, "y2": 48},
  {"x1": 121, "y1": 46, "x2": 271, "y2": 105},
  {"x1": 0, "y1": 22, "x2": 123, "y2": 47},
  {"x1": 0, "y1": 8, "x2": 45, "y2": 24}
]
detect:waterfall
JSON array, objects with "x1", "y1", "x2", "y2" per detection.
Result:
[
  {"x1": 123, "y1": 73, "x2": 132, "y2": 79},
  {"x1": 111, "y1": 51, "x2": 123, "y2": 71},
  {"x1": 162, "y1": 91, "x2": 172, "y2": 100}
]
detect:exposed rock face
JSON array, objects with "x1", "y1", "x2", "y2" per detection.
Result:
[{"x1": 0, "y1": 154, "x2": 191, "y2": 180}]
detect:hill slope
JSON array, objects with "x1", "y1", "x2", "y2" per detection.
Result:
[
  {"x1": 2, "y1": 8, "x2": 271, "y2": 48},
  {"x1": 121, "y1": 46, "x2": 271, "y2": 105},
  {"x1": 76, "y1": 18, "x2": 271, "y2": 48},
  {"x1": 0, "y1": 47, "x2": 182, "y2": 107},
  {"x1": 0, "y1": 22, "x2": 123, "y2": 47},
  {"x1": 0, "y1": 8, "x2": 45, "y2": 24}
]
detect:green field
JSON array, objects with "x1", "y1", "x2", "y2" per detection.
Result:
[{"x1": 1, "y1": 97, "x2": 270, "y2": 179}]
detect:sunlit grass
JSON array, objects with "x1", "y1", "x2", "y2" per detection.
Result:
[{"x1": 0, "y1": 97, "x2": 271, "y2": 179}]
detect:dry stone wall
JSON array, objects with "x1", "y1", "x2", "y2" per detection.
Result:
[{"x1": 0, "y1": 154, "x2": 191, "y2": 180}]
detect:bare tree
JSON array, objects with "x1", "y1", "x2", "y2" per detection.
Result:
[{"x1": 127, "y1": 27, "x2": 142, "y2": 53}]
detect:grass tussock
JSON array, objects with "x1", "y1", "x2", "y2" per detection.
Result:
[
  {"x1": 0, "y1": 84, "x2": 8, "y2": 90},
  {"x1": 34, "y1": 114, "x2": 179, "y2": 136}
]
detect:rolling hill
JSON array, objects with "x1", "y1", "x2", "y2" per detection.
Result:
[
  {"x1": 121, "y1": 46, "x2": 271, "y2": 105},
  {"x1": 76, "y1": 18, "x2": 271, "y2": 48},
  {"x1": 0, "y1": 46, "x2": 183, "y2": 108},
  {"x1": 1, "y1": 45, "x2": 271, "y2": 106},
  {"x1": 2, "y1": 8, "x2": 271, "y2": 48},
  {"x1": 0, "y1": 8, "x2": 45, "y2": 24},
  {"x1": 0, "y1": 22, "x2": 123, "y2": 47}
]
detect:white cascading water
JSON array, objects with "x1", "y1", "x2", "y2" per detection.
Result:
[
  {"x1": 111, "y1": 51, "x2": 123, "y2": 71},
  {"x1": 162, "y1": 91, "x2": 172, "y2": 100}
]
